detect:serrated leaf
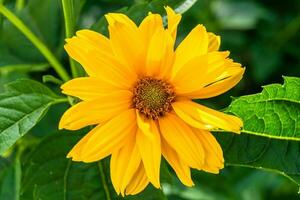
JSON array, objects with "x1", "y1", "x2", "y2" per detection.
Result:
[
  {"x1": 211, "y1": 76, "x2": 300, "y2": 187},
  {"x1": 0, "y1": 79, "x2": 63, "y2": 154},
  {"x1": 21, "y1": 132, "x2": 166, "y2": 200},
  {"x1": 227, "y1": 76, "x2": 300, "y2": 140}
]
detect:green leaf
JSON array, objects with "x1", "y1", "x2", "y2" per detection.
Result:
[
  {"x1": 0, "y1": 157, "x2": 21, "y2": 200},
  {"x1": 211, "y1": 76, "x2": 300, "y2": 187},
  {"x1": 0, "y1": 0, "x2": 63, "y2": 69},
  {"x1": 0, "y1": 79, "x2": 65, "y2": 154},
  {"x1": 227, "y1": 76, "x2": 300, "y2": 140},
  {"x1": 21, "y1": 132, "x2": 166, "y2": 200},
  {"x1": 215, "y1": 132, "x2": 300, "y2": 187}
]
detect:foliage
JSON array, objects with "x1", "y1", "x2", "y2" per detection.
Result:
[{"x1": 0, "y1": 0, "x2": 300, "y2": 199}]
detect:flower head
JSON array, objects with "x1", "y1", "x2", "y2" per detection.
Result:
[{"x1": 59, "y1": 6, "x2": 244, "y2": 196}]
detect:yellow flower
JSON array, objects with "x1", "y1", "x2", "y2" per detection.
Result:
[{"x1": 59, "y1": 7, "x2": 244, "y2": 196}]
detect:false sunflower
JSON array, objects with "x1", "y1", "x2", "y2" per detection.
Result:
[{"x1": 59, "y1": 7, "x2": 244, "y2": 196}]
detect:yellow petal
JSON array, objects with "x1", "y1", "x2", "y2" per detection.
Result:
[
  {"x1": 77, "y1": 109, "x2": 137, "y2": 162},
  {"x1": 64, "y1": 30, "x2": 111, "y2": 75},
  {"x1": 186, "y1": 67, "x2": 245, "y2": 99},
  {"x1": 67, "y1": 128, "x2": 95, "y2": 161},
  {"x1": 172, "y1": 24, "x2": 209, "y2": 75},
  {"x1": 161, "y1": 137, "x2": 194, "y2": 186},
  {"x1": 139, "y1": 13, "x2": 163, "y2": 45},
  {"x1": 138, "y1": 13, "x2": 164, "y2": 75},
  {"x1": 110, "y1": 138, "x2": 141, "y2": 196},
  {"x1": 171, "y1": 51, "x2": 229, "y2": 94},
  {"x1": 59, "y1": 90, "x2": 132, "y2": 130},
  {"x1": 159, "y1": 113, "x2": 204, "y2": 169},
  {"x1": 125, "y1": 164, "x2": 149, "y2": 195},
  {"x1": 65, "y1": 31, "x2": 135, "y2": 88},
  {"x1": 105, "y1": 13, "x2": 142, "y2": 75},
  {"x1": 208, "y1": 32, "x2": 221, "y2": 52},
  {"x1": 165, "y1": 6, "x2": 181, "y2": 40},
  {"x1": 145, "y1": 28, "x2": 174, "y2": 78},
  {"x1": 173, "y1": 100, "x2": 243, "y2": 133},
  {"x1": 193, "y1": 129, "x2": 224, "y2": 173},
  {"x1": 61, "y1": 77, "x2": 121, "y2": 101},
  {"x1": 136, "y1": 114, "x2": 161, "y2": 188}
]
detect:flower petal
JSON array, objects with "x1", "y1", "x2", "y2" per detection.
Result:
[
  {"x1": 139, "y1": 13, "x2": 163, "y2": 45},
  {"x1": 61, "y1": 77, "x2": 121, "y2": 101},
  {"x1": 161, "y1": 137, "x2": 194, "y2": 186},
  {"x1": 59, "y1": 90, "x2": 132, "y2": 130},
  {"x1": 208, "y1": 32, "x2": 221, "y2": 52},
  {"x1": 110, "y1": 138, "x2": 141, "y2": 196},
  {"x1": 66, "y1": 128, "x2": 95, "y2": 161},
  {"x1": 125, "y1": 163, "x2": 149, "y2": 195},
  {"x1": 136, "y1": 114, "x2": 161, "y2": 188},
  {"x1": 193, "y1": 129, "x2": 224, "y2": 173},
  {"x1": 105, "y1": 13, "x2": 142, "y2": 75},
  {"x1": 145, "y1": 28, "x2": 174, "y2": 78},
  {"x1": 172, "y1": 24, "x2": 209, "y2": 76},
  {"x1": 65, "y1": 31, "x2": 135, "y2": 88},
  {"x1": 185, "y1": 66, "x2": 245, "y2": 99},
  {"x1": 171, "y1": 51, "x2": 230, "y2": 94},
  {"x1": 159, "y1": 113, "x2": 204, "y2": 169},
  {"x1": 173, "y1": 100, "x2": 243, "y2": 133},
  {"x1": 76, "y1": 109, "x2": 136, "y2": 162},
  {"x1": 165, "y1": 6, "x2": 181, "y2": 40},
  {"x1": 64, "y1": 30, "x2": 112, "y2": 76}
]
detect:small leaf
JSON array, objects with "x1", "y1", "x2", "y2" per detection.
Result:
[
  {"x1": 42, "y1": 75, "x2": 63, "y2": 85},
  {"x1": 0, "y1": 79, "x2": 63, "y2": 154},
  {"x1": 227, "y1": 76, "x2": 300, "y2": 140}
]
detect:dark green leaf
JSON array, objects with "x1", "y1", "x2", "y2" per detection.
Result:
[
  {"x1": 21, "y1": 132, "x2": 166, "y2": 200},
  {"x1": 0, "y1": 157, "x2": 21, "y2": 200},
  {"x1": 0, "y1": 79, "x2": 64, "y2": 154},
  {"x1": 215, "y1": 132, "x2": 300, "y2": 187},
  {"x1": 0, "y1": 0, "x2": 63, "y2": 69}
]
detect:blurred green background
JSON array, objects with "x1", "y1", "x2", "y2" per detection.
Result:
[{"x1": 0, "y1": 0, "x2": 300, "y2": 199}]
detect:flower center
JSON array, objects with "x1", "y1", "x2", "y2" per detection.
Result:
[{"x1": 132, "y1": 77, "x2": 175, "y2": 119}]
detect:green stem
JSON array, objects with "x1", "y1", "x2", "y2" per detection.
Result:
[
  {"x1": 0, "y1": 4, "x2": 70, "y2": 82},
  {"x1": 15, "y1": 0, "x2": 25, "y2": 11},
  {"x1": 53, "y1": 98, "x2": 69, "y2": 105},
  {"x1": 97, "y1": 161, "x2": 112, "y2": 200},
  {"x1": 62, "y1": 0, "x2": 80, "y2": 78}
]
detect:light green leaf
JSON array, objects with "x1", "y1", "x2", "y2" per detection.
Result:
[
  {"x1": 0, "y1": 79, "x2": 66, "y2": 154},
  {"x1": 21, "y1": 132, "x2": 166, "y2": 200},
  {"x1": 227, "y1": 76, "x2": 300, "y2": 140},
  {"x1": 212, "y1": 76, "x2": 300, "y2": 187}
]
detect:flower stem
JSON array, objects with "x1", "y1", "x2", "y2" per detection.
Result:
[
  {"x1": 62, "y1": 0, "x2": 80, "y2": 78},
  {"x1": 0, "y1": 4, "x2": 70, "y2": 82},
  {"x1": 97, "y1": 161, "x2": 112, "y2": 200}
]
